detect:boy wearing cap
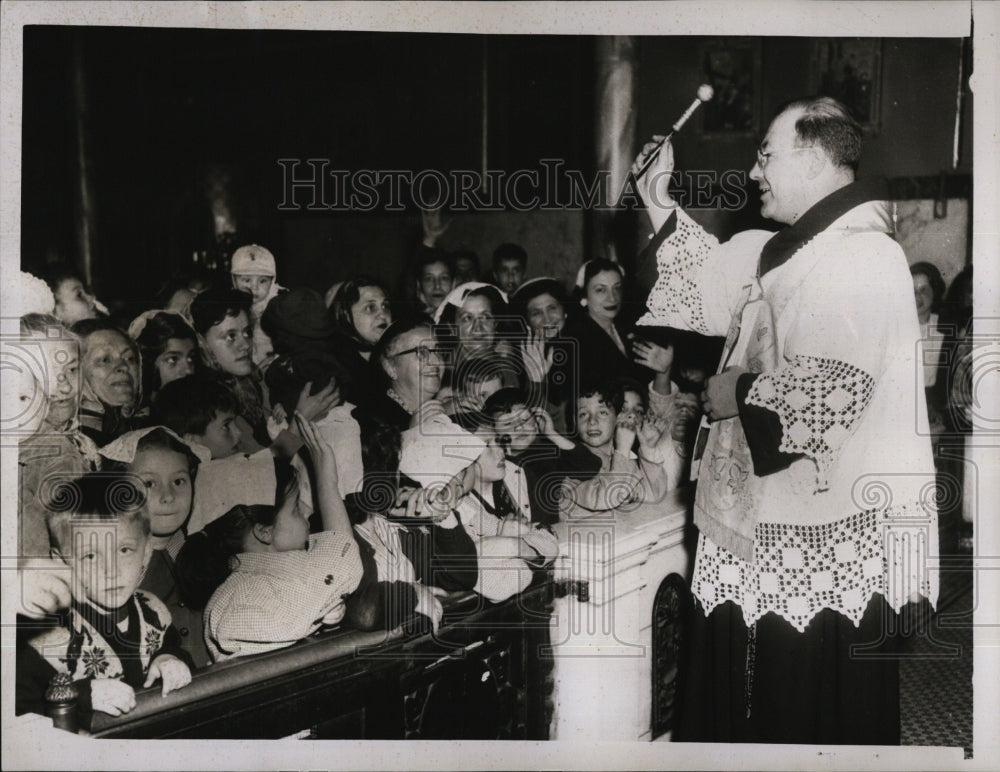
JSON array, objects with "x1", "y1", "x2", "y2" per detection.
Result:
[{"x1": 231, "y1": 244, "x2": 285, "y2": 369}]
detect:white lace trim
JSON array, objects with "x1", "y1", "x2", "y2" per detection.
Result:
[
  {"x1": 691, "y1": 502, "x2": 937, "y2": 633},
  {"x1": 745, "y1": 355, "x2": 875, "y2": 484},
  {"x1": 643, "y1": 212, "x2": 717, "y2": 335}
]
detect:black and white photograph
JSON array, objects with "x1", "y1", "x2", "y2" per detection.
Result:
[{"x1": 1, "y1": 2, "x2": 997, "y2": 770}]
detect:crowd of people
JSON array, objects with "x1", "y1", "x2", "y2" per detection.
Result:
[
  {"x1": 11, "y1": 93, "x2": 969, "y2": 746},
  {"x1": 12, "y1": 238, "x2": 704, "y2": 721}
]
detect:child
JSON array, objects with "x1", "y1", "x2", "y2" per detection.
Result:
[
  {"x1": 45, "y1": 265, "x2": 109, "y2": 326},
  {"x1": 151, "y1": 374, "x2": 284, "y2": 534},
  {"x1": 613, "y1": 377, "x2": 690, "y2": 492},
  {"x1": 452, "y1": 422, "x2": 559, "y2": 602},
  {"x1": 567, "y1": 382, "x2": 670, "y2": 517},
  {"x1": 100, "y1": 427, "x2": 211, "y2": 668},
  {"x1": 491, "y1": 243, "x2": 527, "y2": 296},
  {"x1": 230, "y1": 244, "x2": 284, "y2": 368},
  {"x1": 483, "y1": 387, "x2": 601, "y2": 526},
  {"x1": 175, "y1": 416, "x2": 362, "y2": 661},
  {"x1": 129, "y1": 311, "x2": 200, "y2": 404},
  {"x1": 16, "y1": 473, "x2": 192, "y2": 718}
]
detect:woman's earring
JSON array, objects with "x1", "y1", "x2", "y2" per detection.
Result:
[{"x1": 580, "y1": 299, "x2": 588, "y2": 307}]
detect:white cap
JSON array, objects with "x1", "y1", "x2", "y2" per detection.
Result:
[{"x1": 230, "y1": 244, "x2": 276, "y2": 276}]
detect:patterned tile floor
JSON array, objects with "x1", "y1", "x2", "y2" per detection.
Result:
[{"x1": 899, "y1": 563, "x2": 973, "y2": 757}]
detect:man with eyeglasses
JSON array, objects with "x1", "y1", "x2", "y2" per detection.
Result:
[{"x1": 632, "y1": 96, "x2": 936, "y2": 745}]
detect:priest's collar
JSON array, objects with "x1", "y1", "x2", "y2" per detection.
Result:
[{"x1": 759, "y1": 178, "x2": 891, "y2": 277}]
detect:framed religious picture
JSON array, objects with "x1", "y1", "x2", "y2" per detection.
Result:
[
  {"x1": 698, "y1": 38, "x2": 761, "y2": 136},
  {"x1": 810, "y1": 38, "x2": 883, "y2": 132}
]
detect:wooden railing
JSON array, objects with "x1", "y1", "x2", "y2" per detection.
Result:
[{"x1": 82, "y1": 577, "x2": 556, "y2": 740}]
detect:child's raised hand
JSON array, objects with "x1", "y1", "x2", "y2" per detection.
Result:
[
  {"x1": 144, "y1": 653, "x2": 192, "y2": 697},
  {"x1": 295, "y1": 379, "x2": 341, "y2": 423},
  {"x1": 90, "y1": 678, "x2": 136, "y2": 716},
  {"x1": 614, "y1": 421, "x2": 637, "y2": 454},
  {"x1": 294, "y1": 412, "x2": 339, "y2": 478},
  {"x1": 637, "y1": 414, "x2": 668, "y2": 451},
  {"x1": 530, "y1": 406, "x2": 556, "y2": 438},
  {"x1": 413, "y1": 583, "x2": 447, "y2": 633},
  {"x1": 631, "y1": 338, "x2": 674, "y2": 374}
]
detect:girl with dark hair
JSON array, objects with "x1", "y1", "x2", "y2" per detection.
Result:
[
  {"x1": 175, "y1": 418, "x2": 362, "y2": 661},
  {"x1": 131, "y1": 311, "x2": 199, "y2": 404},
  {"x1": 327, "y1": 275, "x2": 393, "y2": 408}
]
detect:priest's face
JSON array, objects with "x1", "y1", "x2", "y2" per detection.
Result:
[{"x1": 749, "y1": 106, "x2": 814, "y2": 226}]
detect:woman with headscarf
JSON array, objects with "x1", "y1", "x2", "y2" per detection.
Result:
[{"x1": 70, "y1": 318, "x2": 145, "y2": 446}]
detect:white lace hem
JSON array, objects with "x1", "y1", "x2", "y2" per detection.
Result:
[{"x1": 690, "y1": 504, "x2": 938, "y2": 633}]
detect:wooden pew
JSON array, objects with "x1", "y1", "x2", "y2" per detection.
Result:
[{"x1": 84, "y1": 579, "x2": 556, "y2": 740}]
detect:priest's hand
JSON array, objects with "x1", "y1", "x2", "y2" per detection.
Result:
[
  {"x1": 631, "y1": 135, "x2": 676, "y2": 231},
  {"x1": 701, "y1": 367, "x2": 747, "y2": 421}
]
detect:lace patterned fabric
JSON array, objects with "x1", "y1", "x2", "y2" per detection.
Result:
[
  {"x1": 745, "y1": 355, "x2": 876, "y2": 485},
  {"x1": 690, "y1": 502, "x2": 937, "y2": 633},
  {"x1": 643, "y1": 212, "x2": 718, "y2": 335}
]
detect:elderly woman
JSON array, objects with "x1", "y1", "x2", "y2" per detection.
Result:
[
  {"x1": 344, "y1": 316, "x2": 482, "y2": 630},
  {"x1": 70, "y1": 318, "x2": 144, "y2": 446}
]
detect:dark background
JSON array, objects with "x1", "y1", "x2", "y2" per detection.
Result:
[{"x1": 21, "y1": 27, "x2": 971, "y2": 308}]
